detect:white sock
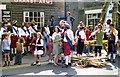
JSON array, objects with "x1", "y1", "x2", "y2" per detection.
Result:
[
  {"x1": 108, "y1": 54, "x2": 111, "y2": 59},
  {"x1": 113, "y1": 54, "x2": 116, "y2": 60},
  {"x1": 15, "y1": 48, "x2": 16, "y2": 54},
  {"x1": 11, "y1": 48, "x2": 13, "y2": 54},
  {"x1": 33, "y1": 62, "x2": 36, "y2": 64},
  {"x1": 65, "y1": 56, "x2": 68, "y2": 65},
  {"x1": 68, "y1": 55, "x2": 71, "y2": 63},
  {"x1": 28, "y1": 46, "x2": 30, "y2": 51}
]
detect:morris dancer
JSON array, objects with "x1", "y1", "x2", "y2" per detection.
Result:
[
  {"x1": 26, "y1": 22, "x2": 31, "y2": 52},
  {"x1": 106, "y1": 24, "x2": 118, "y2": 63},
  {"x1": 62, "y1": 23, "x2": 74, "y2": 68},
  {"x1": 18, "y1": 22, "x2": 27, "y2": 54},
  {"x1": 11, "y1": 20, "x2": 18, "y2": 54}
]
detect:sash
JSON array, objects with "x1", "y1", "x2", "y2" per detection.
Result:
[
  {"x1": 12, "y1": 26, "x2": 17, "y2": 34},
  {"x1": 31, "y1": 26, "x2": 37, "y2": 32},
  {"x1": 43, "y1": 32, "x2": 48, "y2": 42},
  {"x1": 65, "y1": 32, "x2": 72, "y2": 47},
  {"x1": 27, "y1": 28, "x2": 30, "y2": 35},
  {"x1": 77, "y1": 29, "x2": 81, "y2": 36},
  {"x1": 2, "y1": 27, "x2": 7, "y2": 31},
  {"x1": 20, "y1": 27, "x2": 26, "y2": 34}
]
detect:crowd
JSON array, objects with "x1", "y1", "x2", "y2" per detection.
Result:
[{"x1": 0, "y1": 11, "x2": 119, "y2": 68}]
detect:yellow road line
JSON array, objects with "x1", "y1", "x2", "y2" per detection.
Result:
[{"x1": 2, "y1": 61, "x2": 49, "y2": 70}]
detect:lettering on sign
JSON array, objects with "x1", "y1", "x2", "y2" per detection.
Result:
[{"x1": 12, "y1": 0, "x2": 54, "y2": 5}]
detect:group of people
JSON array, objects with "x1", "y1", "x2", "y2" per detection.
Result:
[{"x1": 0, "y1": 11, "x2": 119, "y2": 68}]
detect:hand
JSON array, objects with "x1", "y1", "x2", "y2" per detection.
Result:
[
  {"x1": 58, "y1": 16, "x2": 60, "y2": 18},
  {"x1": 35, "y1": 45, "x2": 37, "y2": 46},
  {"x1": 114, "y1": 42, "x2": 117, "y2": 45},
  {"x1": 72, "y1": 42, "x2": 74, "y2": 45},
  {"x1": 89, "y1": 36, "x2": 91, "y2": 38},
  {"x1": 3, "y1": 51, "x2": 4, "y2": 52}
]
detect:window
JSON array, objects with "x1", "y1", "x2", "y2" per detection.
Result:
[
  {"x1": 24, "y1": 11, "x2": 44, "y2": 27},
  {"x1": 86, "y1": 13, "x2": 101, "y2": 27}
]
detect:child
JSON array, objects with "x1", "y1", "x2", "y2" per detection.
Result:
[
  {"x1": 14, "y1": 37, "x2": 24, "y2": 65},
  {"x1": 31, "y1": 32, "x2": 44, "y2": 66},
  {"x1": 46, "y1": 37, "x2": 54, "y2": 64},
  {"x1": 31, "y1": 33, "x2": 37, "y2": 56},
  {"x1": 2, "y1": 34, "x2": 11, "y2": 67}
]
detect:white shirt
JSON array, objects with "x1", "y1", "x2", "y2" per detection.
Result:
[
  {"x1": 18, "y1": 26, "x2": 27, "y2": 37},
  {"x1": 29, "y1": 26, "x2": 36, "y2": 34},
  {"x1": 52, "y1": 32, "x2": 61, "y2": 40},
  {"x1": 12, "y1": 26, "x2": 18, "y2": 35},
  {"x1": 1, "y1": 27, "x2": 7, "y2": 35},
  {"x1": 79, "y1": 30, "x2": 86, "y2": 41},
  {"x1": 45, "y1": 27, "x2": 50, "y2": 35},
  {"x1": 64, "y1": 29, "x2": 74, "y2": 43}
]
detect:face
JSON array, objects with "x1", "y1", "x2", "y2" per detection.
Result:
[
  {"x1": 67, "y1": 13, "x2": 70, "y2": 17},
  {"x1": 55, "y1": 27, "x2": 58, "y2": 33},
  {"x1": 109, "y1": 26, "x2": 113, "y2": 29},
  {"x1": 22, "y1": 22, "x2": 25, "y2": 26},
  {"x1": 5, "y1": 36, "x2": 8, "y2": 39},
  {"x1": 18, "y1": 39, "x2": 20, "y2": 42},
  {"x1": 4, "y1": 23, "x2": 8, "y2": 27},
  {"x1": 86, "y1": 27, "x2": 88, "y2": 30},
  {"x1": 37, "y1": 34, "x2": 40, "y2": 38}
]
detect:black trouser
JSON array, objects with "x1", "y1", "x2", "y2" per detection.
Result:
[
  {"x1": 95, "y1": 46, "x2": 102, "y2": 56},
  {"x1": 77, "y1": 38, "x2": 84, "y2": 55},
  {"x1": 108, "y1": 40, "x2": 117, "y2": 54},
  {"x1": 15, "y1": 51, "x2": 22, "y2": 64}
]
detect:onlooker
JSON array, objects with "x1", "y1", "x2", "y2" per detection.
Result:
[
  {"x1": 52, "y1": 26, "x2": 62, "y2": 66},
  {"x1": 2, "y1": 34, "x2": 11, "y2": 67},
  {"x1": 46, "y1": 37, "x2": 54, "y2": 64},
  {"x1": 14, "y1": 37, "x2": 24, "y2": 65}
]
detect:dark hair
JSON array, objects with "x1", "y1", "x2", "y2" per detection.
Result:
[
  {"x1": 18, "y1": 37, "x2": 24, "y2": 43},
  {"x1": 32, "y1": 33, "x2": 37, "y2": 38},
  {"x1": 44, "y1": 24, "x2": 48, "y2": 27},
  {"x1": 55, "y1": 26, "x2": 60, "y2": 33},
  {"x1": 110, "y1": 24, "x2": 114, "y2": 27},
  {"x1": 50, "y1": 16, "x2": 54, "y2": 19},
  {"x1": 80, "y1": 26, "x2": 85, "y2": 29},
  {"x1": 41, "y1": 27, "x2": 45, "y2": 33}
]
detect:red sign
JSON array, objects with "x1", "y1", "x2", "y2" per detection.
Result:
[{"x1": 12, "y1": 0, "x2": 54, "y2": 5}]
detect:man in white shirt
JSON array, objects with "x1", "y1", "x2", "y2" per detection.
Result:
[{"x1": 18, "y1": 22, "x2": 27, "y2": 54}]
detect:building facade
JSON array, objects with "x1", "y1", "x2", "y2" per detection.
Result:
[{"x1": 2, "y1": 0, "x2": 65, "y2": 27}]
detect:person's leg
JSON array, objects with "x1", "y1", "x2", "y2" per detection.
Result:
[
  {"x1": 7, "y1": 53, "x2": 10, "y2": 66},
  {"x1": 38, "y1": 55, "x2": 41, "y2": 65},
  {"x1": 99, "y1": 46, "x2": 102, "y2": 57},
  {"x1": 4, "y1": 54, "x2": 7, "y2": 65},
  {"x1": 54, "y1": 54, "x2": 57, "y2": 65},
  {"x1": 56, "y1": 54, "x2": 59, "y2": 64},
  {"x1": 68, "y1": 55, "x2": 71, "y2": 64},
  {"x1": 65, "y1": 56, "x2": 68, "y2": 65},
  {"x1": 95, "y1": 46, "x2": 98, "y2": 57},
  {"x1": 107, "y1": 42, "x2": 112, "y2": 61},
  {"x1": 19, "y1": 51, "x2": 22, "y2": 64},
  {"x1": 34, "y1": 55, "x2": 37, "y2": 64},
  {"x1": 15, "y1": 52, "x2": 19, "y2": 64}
]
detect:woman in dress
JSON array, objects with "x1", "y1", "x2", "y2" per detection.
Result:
[{"x1": 52, "y1": 26, "x2": 62, "y2": 66}]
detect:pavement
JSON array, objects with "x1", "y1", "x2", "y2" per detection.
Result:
[{"x1": 1, "y1": 50, "x2": 120, "y2": 76}]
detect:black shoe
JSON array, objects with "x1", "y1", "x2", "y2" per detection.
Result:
[
  {"x1": 113, "y1": 60, "x2": 116, "y2": 63},
  {"x1": 14, "y1": 63, "x2": 18, "y2": 65},
  {"x1": 58, "y1": 60, "x2": 61, "y2": 63},
  {"x1": 18, "y1": 64, "x2": 21, "y2": 65},
  {"x1": 3, "y1": 64, "x2": 7, "y2": 67},
  {"x1": 62, "y1": 64, "x2": 69, "y2": 68},
  {"x1": 106, "y1": 59, "x2": 111, "y2": 61},
  {"x1": 68, "y1": 63, "x2": 72, "y2": 66}
]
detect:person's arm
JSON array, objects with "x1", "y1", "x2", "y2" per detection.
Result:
[
  {"x1": 69, "y1": 30, "x2": 75, "y2": 45},
  {"x1": 89, "y1": 30, "x2": 97, "y2": 38},
  {"x1": 58, "y1": 16, "x2": 66, "y2": 20},
  {"x1": 84, "y1": 32, "x2": 87, "y2": 41},
  {"x1": 71, "y1": 17, "x2": 75, "y2": 22},
  {"x1": 1, "y1": 40, "x2": 4, "y2": 52},
  {"x1": 115, "y1": 30, "x2": 118, "y2": 44},
  {"x1": 37, "y1": 39, "x2": 44, "y2": 46}
]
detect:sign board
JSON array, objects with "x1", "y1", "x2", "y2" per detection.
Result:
[
  {"x1": 2, "y1": 10, "x2": 11, "y2": 22},
  {"x1": 12, "y1": 0, "x2": 54, "y2": 5}
]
